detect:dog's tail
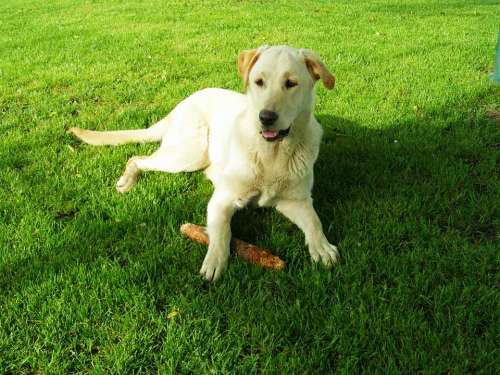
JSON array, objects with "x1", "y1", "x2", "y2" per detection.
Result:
[{"x1": 68, "y1": 117, "x2": 169, "y2": 146}]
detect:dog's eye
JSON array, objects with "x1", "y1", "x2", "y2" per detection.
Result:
[
  {"x1": 285, "y1": 79, "x2": 298, "y2": 89},
  {"x1": 255, "y1": 78, "x2": 264, "y2": 87}
]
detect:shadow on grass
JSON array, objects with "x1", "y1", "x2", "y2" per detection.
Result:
[{"x1": 234, "y1": 87, "x2": 498, "y2": 251}]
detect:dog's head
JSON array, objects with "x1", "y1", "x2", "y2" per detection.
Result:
[{"x1": 239, "y1": 45, "x2": 335, "y2": 142}]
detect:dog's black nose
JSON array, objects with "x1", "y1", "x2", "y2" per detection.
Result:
[{"x1": 259, "y1": 110, "x2": 279, "y2": 126}]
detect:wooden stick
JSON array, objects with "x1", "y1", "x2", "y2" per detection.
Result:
[{"x1": 180, "y1": 223, "x2": 286, "y2": 270}]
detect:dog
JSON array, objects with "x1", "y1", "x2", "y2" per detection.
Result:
[{"x1": 69, "y1": 45, "x2": 339, "y2": 281}]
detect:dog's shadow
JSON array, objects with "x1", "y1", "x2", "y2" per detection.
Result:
[{"x1": 232, "y1": 89, "x2": 498, "y2": 253}]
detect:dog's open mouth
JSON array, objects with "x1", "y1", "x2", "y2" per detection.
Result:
[{"x1": 260, "y1": 127, "x2": 290, "y2": 142}]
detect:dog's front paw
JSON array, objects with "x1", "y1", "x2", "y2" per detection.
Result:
[
  {"x1": 200, "y1": 247, "x2": 229, "y2": 282},
  {"x1": 308, "y1": 237, "x2": 339, "y2": 268}
]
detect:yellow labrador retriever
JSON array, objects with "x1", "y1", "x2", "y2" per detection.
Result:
[{"x1": 69, "y1": 45, "x2": 339, "y2": 281}]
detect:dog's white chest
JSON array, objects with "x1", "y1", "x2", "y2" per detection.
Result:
[
  {"x1": 254, "y1": 177, "x2": 290, "y2": 206},
  {"x1": 247, "y1": 158, "x2": 301, "y2": 207}
]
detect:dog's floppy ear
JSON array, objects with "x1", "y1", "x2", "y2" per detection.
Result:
[
  {"x1": 301, "y1": 49, "x2": 335, "y2": 90},
  {"x1": 238, "y1": 46, "x2": 268, "y2": 89}
]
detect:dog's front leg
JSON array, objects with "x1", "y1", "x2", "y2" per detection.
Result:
[
  {"x1": 276, "y1": 198, "x2": 339, "y2": 267},
  {"x1": 200, "y1": 190, "x2": 238, "y2": 282}
]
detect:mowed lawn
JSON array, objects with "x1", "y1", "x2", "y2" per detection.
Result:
[{"x1": 0, "y1": 0, "x2": 499, "y2": 373}]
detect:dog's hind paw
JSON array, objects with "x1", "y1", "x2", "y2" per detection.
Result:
[{"x1": 116, "y1": 174, "x2": 137, "y2": 193}]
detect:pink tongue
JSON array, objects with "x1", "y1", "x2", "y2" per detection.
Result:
[{"x1": 262, "y1": 130, "x2": 278, "y2": 138}]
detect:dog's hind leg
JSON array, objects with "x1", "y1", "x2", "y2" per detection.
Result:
[
  {"x1": 115, "y1": 155, "x2": 148, "y2": 193},
  {"x1": 116, "y1": 125, "x2": 209, "y2": 193}
]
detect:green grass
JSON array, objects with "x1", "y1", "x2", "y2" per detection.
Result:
[{"x1": 1, "y1": 0, "x2": 499, "y2": 373}]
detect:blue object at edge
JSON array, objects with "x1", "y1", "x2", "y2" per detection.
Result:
[{"x1": 491, "y1": 32, "x2": 500, "y2": 83}]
